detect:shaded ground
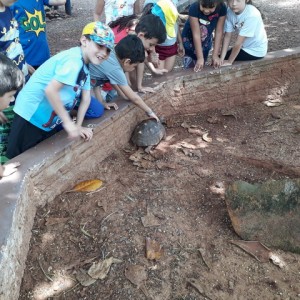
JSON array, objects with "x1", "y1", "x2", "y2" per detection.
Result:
[{"x1": 19, "y1": 0, "x2": 300, "y2": 299}]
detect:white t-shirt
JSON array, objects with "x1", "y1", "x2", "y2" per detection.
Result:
[
  {"x1": 104, "y1": 0, "x2": 136, "y2": 24},
  {"x1": 225, "y1": 4, "x2": 268, "y2": 57}
]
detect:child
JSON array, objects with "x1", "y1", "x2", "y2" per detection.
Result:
[
  {"x1": 182, "y1": 0, "x2": 227, "y2": 72},
  {"x1": 0, "y1": 53, "x2": 24, "y2": 178},
  {"x1": 145, "y1": 0, "x2": 185, "y2": 72},
  {"x1": 220, "y1": 0, "x2": 268, "y2": 65},
  {"x1": 6, "y1": 22, "x2": 115, "y2": 159},
  {"x1": 89, "y1": 34, "x2": 159, "y2": 121},
  {"x1": 94, "y1": 0, "x2": 140, "y2": 24},
  {"x1": 129, "y1": 14, "x2": 167, "y2": 93},
  {"x1": 0, "y1": 0, "x2": 29, "y2": 78},
  {"x1": 10, "y1": 0, "x2": 67, "y2": 69}
]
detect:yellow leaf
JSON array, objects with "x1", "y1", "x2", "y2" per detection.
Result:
[{"x1": 67, "y1": 179, "x2": 103, "y2": 192}]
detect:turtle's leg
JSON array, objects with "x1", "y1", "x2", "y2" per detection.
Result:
[{"x1": 145, "y1": 146, "x2": 153, "y2": 153}]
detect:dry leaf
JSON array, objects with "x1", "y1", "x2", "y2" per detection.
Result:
[
  {"x1": 67, "y1": 179, "x2": 103, "y2": 193},
  {"x1": 230, "y1": 240, "x2": 270, "y2": 262},
  {"x1": 264, "y1": 100, "x2": 283, "y2": 107},
  {"x1": 181, "y1": 122, "x2": 190, "y2": 129},
  {"x1": 202, "y1": 133, "x2": 212, "y2": 143},
  {"x1": 125, "y1": 265, "x2": 147, "y2": 287},
  {"x1": 88, "y1": 257, "x2": 122, "y2": 280},
  {"x1": 76, "y1": 268, "x2": 97, "y2": 287},
  {"x1": 46, "y1": 217, "x2": 69, "y2": 226},
  {"x1": 207, "y1": 116, "x2": 221, "y2": 124},
  {"x1": 146, "y1": 237, "x2": 164, "y2": 260},
  {"x1": 188, "y1": 128, "x2": 203, "y2": 135},
  {"x1": 187, "y1": 278, "x2": 212, "y2": 299},
  {"x1": 269, "y1": 253, "x2": 286, "y2": 269},
  {"x1": 156, "y1": 161, "x2": 177, "y2": 170},
  {"x1": 141, "y1": 211, "x2": 161, "y2": 227}
]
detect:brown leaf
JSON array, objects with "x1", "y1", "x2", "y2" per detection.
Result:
[
  {"x1": 207, "y1": 116, "x2": 221, "y2": 124},
  {"x1": 125, "y1": 265, "x2": 147, "y2": 287},
  {"x1": 141, "y1": 211, "x2": 161, "y2": 227},
  {"x1": 76, "y1": 269, "x2": 97, "y2": 287},
  {"x1": 181, "y1": 121, "x2": 190, "y2": 129},
  {"x1": 46, "y1": 217, "x2": 69, "y2": 226},
  {"x1": 156, "y1": 161, "x2": 177, "y2": 170},
  {"x1": 230, "y1": 240, "x2": 271, "y2": 262},
  {"x1": 188, "y1": 128, "x2": 203, "y2": 135},
  {"x1": 88, "y1": 257, "x2": 122, "y2": 280},
  {"x1": 146, "y1": 237, "x2": 164, "y2": 260},
  {"x1": 202, "y1": 133, "x2": 212, "y2": 143},
  {"x1": 67, "y1": 179, "x2": 103, "y2": 193}
]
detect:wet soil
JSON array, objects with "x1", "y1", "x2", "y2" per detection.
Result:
[{"x1": 19, "y1": 0, "x2": 300, "y2": 299}]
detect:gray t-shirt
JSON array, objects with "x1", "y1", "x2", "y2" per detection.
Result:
[{"x1": 89, "y1": 51, "x2": 128, "y2": 86}]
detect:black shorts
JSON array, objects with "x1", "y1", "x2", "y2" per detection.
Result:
[{"x1": 6, "y1": 113, "x2": 57, "y2": 159}]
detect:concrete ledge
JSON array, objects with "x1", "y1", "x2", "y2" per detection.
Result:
[{"x1": 1, "y1": 47, "x2": 300, "y2": 300}]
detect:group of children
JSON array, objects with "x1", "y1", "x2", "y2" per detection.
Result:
[{"x1": 0, "y1": 0, "x2": 268, "y2": 179}]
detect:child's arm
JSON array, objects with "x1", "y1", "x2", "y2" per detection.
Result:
[
  {"x1": 220, "y1": 31, "x2": 232, "y2": 63},
  {"x1": 136, "y1": 62, "x2": 157, "y2": 93},
  {"x1": 0, "y1": 162, "x2": 20, "y2": 179},
  {"x1": 76, "y1": 89, "x2": 93, "y2": 141},
  {"x1": 93, "y1": 86, "x2": 118, "y2": 110},
  {"x1": 189, "y1": 16, "x2": 204, "y2": 72},
  {"x1": 133, "y1": 0, "x2": 141, "y2": 15},
  {"x1": 94, "y1": 0, "x2": 105, "y2": 21},
  {"x1": 45, "y1": 79, "x2": 80, "y2": 139},
  {"x1": 212, "y1": 16, "x2": 226, "y2": 68},
  {"x1": 118, "y1": 84, "x2": 159, "y2": 121},
  {"x1": 223, "y1": 35, "x2": 246, "y2": 65},
  {"x1": 177, "y1": 26, "x2": 185, "y2": 58},
  {"x1": 49, "y1": 0, "x2": 66, "y2": 5},
  {"x1": 145, "y1": 61, "x2": 168, "y2": 76}
]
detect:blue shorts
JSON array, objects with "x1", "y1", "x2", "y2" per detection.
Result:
[{"x1": 84, "y1": 96, "x2": 105, "y2": 119}]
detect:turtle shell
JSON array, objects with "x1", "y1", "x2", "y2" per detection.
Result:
[{"x1": 131, "y1": 119, "x2": 166, "y2": 147}]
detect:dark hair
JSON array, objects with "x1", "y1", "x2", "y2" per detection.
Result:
[
  {"x1": 199, "y1": 0, "x2": 223, "y2": 8},
  {"x1": 135, "y1": 14, "x2": 166, "y2": 44},
  {"x1": 115, "y1": 35, "x2": 145, "y2": 64},
  {"x1": 0, "y1": 53, "x2": 24, "y2": 97},
  {"x1": 108, "y1": 14, "x2": 139, "y2": 32}
]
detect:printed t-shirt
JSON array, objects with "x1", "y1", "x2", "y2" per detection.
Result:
[{"x1": 14, "y1": 47, "x2": 90, "y2": 131}]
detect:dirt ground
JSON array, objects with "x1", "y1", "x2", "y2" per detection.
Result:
[{"x1": 19, "y1": 1, "x2": 300, "y2": 299}]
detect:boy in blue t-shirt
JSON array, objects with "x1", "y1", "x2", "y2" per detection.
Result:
[
  {"x1": 11, "y1": 0, "x2": 66, "y2": 69},
  {"x1": 0, "y1": 53, "x2": 24, "y2": 178},
  {"x1": 89, "y1": 34, "x2": 159, "y2": 121},
  {"x1": 6, "y1": 22, "x2": 115, "y2": 159}
]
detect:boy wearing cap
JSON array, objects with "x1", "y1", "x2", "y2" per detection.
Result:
[
  {"x1": 89, "y1": 34, "x2": 159, "y2": 121},
  {"x1": 6, "y1": 22, "x2": 114, "y2": 159}
]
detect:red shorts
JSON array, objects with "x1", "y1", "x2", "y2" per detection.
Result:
[{"x1": 155, "y1": 43, "x2": 178, "y2": 61}]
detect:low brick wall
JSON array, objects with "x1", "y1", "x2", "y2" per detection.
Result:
[{"x1": 0, "y1": 47, "x2": 299, "y2": 300}]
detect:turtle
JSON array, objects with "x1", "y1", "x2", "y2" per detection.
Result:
[{"x1": 131, "y1": 118, "x2": 166, "y2": 152}]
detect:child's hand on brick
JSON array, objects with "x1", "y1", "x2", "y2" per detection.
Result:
[
  {"x1": 104, "y1": 102, "x2": 118, "y2": 110},
  {"x1": 212, "y1": 55, "x2": 221, "y2": 68},
  {"x1": 0, "y1": 112, "x2": 8, "y2": 124},
  {"x1": 152, "y1": 68, "x2": 168, "y2": 76},
  {"x1": 0, "y1": 162, "x2": 20, "y2": 178},
  {"x1": 194, "y1": 57, "x2": 204, "y2": 72},
  {"x1": 80, "y1": 127, "x2": 93, "y2": 141},
  {"x1": 221, "y1": 60, "x2": 232, "y2": 67}
]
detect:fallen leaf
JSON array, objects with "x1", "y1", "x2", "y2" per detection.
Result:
[
  {"x1": 230, "y1": 240, "x2": 271, "y2": 262},
  {"x1": 141, "y1": 211, "x2": 161, "y2": 227},
  {"x1": 264, "y1": 100, "x2": 283, "y2": 107},
  {"x1": 67, "y1": 179, "x2": 103, "y2": 193},
  {"x1": 188, "y1": 128, "x2": 203, "y2": 135},
  {"x1": 269, "y1": 253, "x2": 286, "y2": 269},
  {"x1": 88, "y1": 257, "x2": 122, "y2": 280},
  {"x1": 76, "y1": 269, "x2": 97, "y2": 287},
  {"x1": 181, "y1": 122, "x2": 190, "y2": 129},
  {"x1": 146, "y1": 237, "x2": 164, "y2": 260},
  {"x1": 202, "y1": 133, "x2": 212, "y2": 143},
  {"x1": 125, "y1": 265, "x2": 147, "y2": 287},
  {"x1": 207, "y1": 116, "x2": 221, "y2": 124},
  {"x1": 222, "y1": 112, "x2": 237, "y2": 120},
  {"x1": 156, "y1": 161, "x2": 177, "y2": 170},
  {"x1": 187, "y1": 278, "x2": 212, "y2": 299},
  {"x1": 46, "y1": 217, "x2": 69, "y2": 226}
]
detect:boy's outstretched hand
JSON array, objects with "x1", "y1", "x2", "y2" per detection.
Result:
[
  {"x1": 0, "y1": 162, "x2": 20, "y2": 179},
  {"x1": 80, "y1": 127, "x2": 93, "y2": 141},
  {"x1": 194, "y1": 57, "x2": 204, "y2": 72},
  {"x1": 147, "y1": 110, "x2": 159, "y2": 122},
  {"x1": 138, "y1": 86, "x2": 155, "y2": 94}
]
